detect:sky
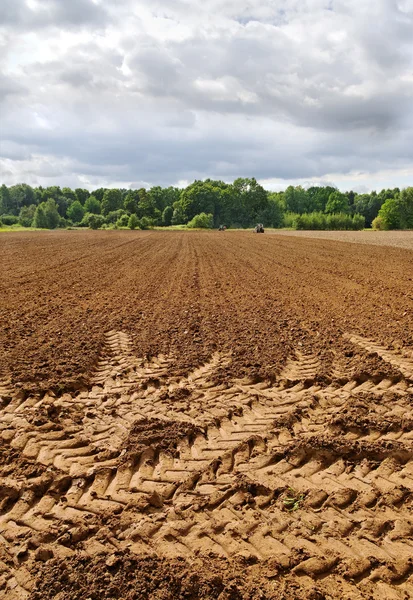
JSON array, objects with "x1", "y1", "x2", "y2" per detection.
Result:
[{"x1": 0, "y1": 0, "x2": 413, "y2": 192}]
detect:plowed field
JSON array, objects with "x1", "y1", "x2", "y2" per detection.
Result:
[{"x1": 1, "y1": 230, "x2": 413, "y2": 600}]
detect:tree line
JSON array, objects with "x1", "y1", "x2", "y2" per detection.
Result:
[{"x1": 0, "y1": 180, "x2": 411, "y2": 230}]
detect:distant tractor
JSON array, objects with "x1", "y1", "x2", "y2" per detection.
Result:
[
  {"x1": 254, "y1": 223, "x2": 264, "y2": 233},
  {"x1": 218, "y1": 225, "x2": 227, "y2": 231}
]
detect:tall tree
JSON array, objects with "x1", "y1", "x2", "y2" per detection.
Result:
[
  {"x1": 234, "y1": 178, "x2": 268, "y2": 220},
  {"x1": 33, "y1": 204, "x2": 48, "y2": 228},
  {"x1": 378, "y1": 199, "x2": 401, "y2": 229},
  {"x1": 325, "y1": 191, "x2": 350, "y2": 214},
  {"x1": 75, "y1": 188, "x2": 90, "y2": 205},
  {"x1": 398, "y1": 187, "x2": 413, "y2": 229},
  {"x1": 284, "y1": 186, "x2": 309, "y2": 214},
  {"x1": 306, "y1": 186, "x2": 337, "y2": 212},
  {"x1": 91, "y1": 188, "x2": 106, "y2": 202},
  {"x1": 67, "y1": 200, "x2": 85, "y2": 224},
  {"x1": 124, "y1": 192, "x2": 138, "y2": 215},
  {"x1": 101, "y1": 189, "x2": 122, "y2": 215},
  {"x1": 44, "y1": 199, "x2": 61, "y2": 229},
  {"x1": 0, "y1": 185, "x2": 12, "y2": 215},
  {"x1": 9, "y1": 184, "x2": 35, "y2": 211},
  {"x1": 62, "y1": 187, "x2": 77, "y2": 204},
  {"x1": 84, "y1": 195, "x2": 102, "y2": 215},
  {"x1": 180, "y1": 180, "x2": 220, "y2": 222},
  {"x1": 42, "y1": 186, "x2": 62, "y2": 202}
]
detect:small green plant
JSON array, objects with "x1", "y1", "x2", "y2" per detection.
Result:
[{"x1": 283, "y1": 488, "x2": 305, "y2": 511}]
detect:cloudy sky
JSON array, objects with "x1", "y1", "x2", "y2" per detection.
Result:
[{"x1": 1, "y1": 0, "x2": 413, "y2": 191}]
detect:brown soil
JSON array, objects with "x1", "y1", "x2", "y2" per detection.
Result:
[
  {"x1": 268, "y1": 229, "x2": 413, "y2": 251},
  {"x1": 0, "y1": 230, "x2": 412, "y2": 599},
  {"x1": 123, "y1": 418, "x2": 203, "y2": 459}
]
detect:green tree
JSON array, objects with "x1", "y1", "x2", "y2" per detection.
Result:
[
  {"x1": 84, "y1": 195, "x2": 101, "y2": 214},
  {"x1": 306, "y1": 186, "x2": 336, "y2": 212},
  {"x1": 232, "y1": 178, "x2": 268, "y2": 226},
  {"x1": 137, "y1": 188, "x2": 158, "y2": 219},
  {"x1": 33, "y1": 204, "x2": 48, "y2": 228},
  {"x1": 352, "y1": 192, "x2": 387, "y2": 227},
  {"x1": 61, "y1": 187, "x2": 77, "y2": 204},
  {"x1": 162, "y1": 206, "x2": 173, "y2": 226},
  {"x1": 9, "y1": 184, "x2": 35, "y2": 212},
  {"x1": 19, "y1": 204, "x2": 36, "y2": 227},
  {"x1": 148, "y1": 186, "x2": 181, "y2": 212},
  {"x1": 124, "y1": 192, "x2": 138, "y2": 215},
  {"x1": 91, "y1": 188, "x2": 106, "y2": 202},
  {"x1": 67, "y1": 200, "x2": 85, "y2": 224},
  {"x1": 33, "y1": 187, "x2": 43, "y2": 204},
  {"x1": 284, "y1": 186, "x2": 309, "y2": 214},
  {"x1": 325, "y1": 191, "x2": 350, "y2": 214},
  {"x1": 0, "y1": 185, "x2": 12, "y2": 215},
  {"x1": 257, "y1": 193, "x2": 284, "y2": 227},
  {"x1": 75, "y1": 188, "x2": 90, "y2": 205},
  {"x1": 181, "y1": 181, "x2": 214, "y2": 221},
  {"x1": 398, "y1": 187, "x2": 413, "y2": 229},
  {"x1": 53, "y1": 196, "x2": 68, "y2": 217},
  {"x1": 42, "y1": 186, "x2": 62, "y2": 202},
  {"x1": 377, "y1": 199, "x2": 401, "y2": 229},
  {"x1": 44, "y1": 199, "x2": 60, "y2": 228},
  {"x1": 101, "y1": 189, "x2": 122, "y2": 215},
  {"x1": 171, "y1": 204, "x2": 186, "y2": 225}
]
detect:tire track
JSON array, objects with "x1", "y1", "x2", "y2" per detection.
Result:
[
  {"x1": 345, "y1": 334, "x2": 413, "y2": 380},
  {"x1": 1, "y1": 333, "x2": 413, "y2": 599}
]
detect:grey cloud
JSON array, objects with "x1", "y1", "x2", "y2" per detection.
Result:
[
  {"x1": 1, "y1": 0, "x2": 413, "y2": 189},
  {"x1": 0, "y1": 0, "x2": 26, "y2": 27},
  {"x1": 0, "y1": 0, "x2": 108, "y2": 30},
  {"x1": 21, "y1": 43, "x2": 125, "y2": 92},
  {"x1": 0, "y1": 73, "x2": 28, "y2": 101}
]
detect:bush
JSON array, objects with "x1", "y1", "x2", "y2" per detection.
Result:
[
  {"x1": 128, "y1": 214, "x2": 140, "y2": 230},
  {"x1": 19, "y1": 205, "x2": 36, "y2": 227},
  {"x1": 117, "y1": 214, "x2": 130, "y2": 228},
  {"x1": 139, "y1": 216, "x2": 153, "y2": 230},
  {"x1": 372, "y1": 216, "x2": 385, "y2": 230},
  {"x1": 187, "y1": 212, "x2": 214, "y2": 228},
  {"x1": 295, "y1": 212, "x2": 326, "y2": 230},
  {"x1": 59, "y1": 217, "x2": 70, "y2": 228},
  {"x1": 293, "y1": 212, "x2": 364, "y2": 231},
  {"x1": 283, "y1": 212, "x2": 299, "y2": 228},
  {"x1": 351, "y1": 214, "x2": 365, "y2": 230},
  {"x1": 106, "y1": 209, "x2": 126, "y2": 224},
  {"x1": 88, "y1": 214, "x2": 105, "y2": 230},
  {"x1": 1, "y1": 214, "x2": 19, "y2": 226},
  {"x1": 79, "y1": 213, "x2": 92, "y2": 227}
]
